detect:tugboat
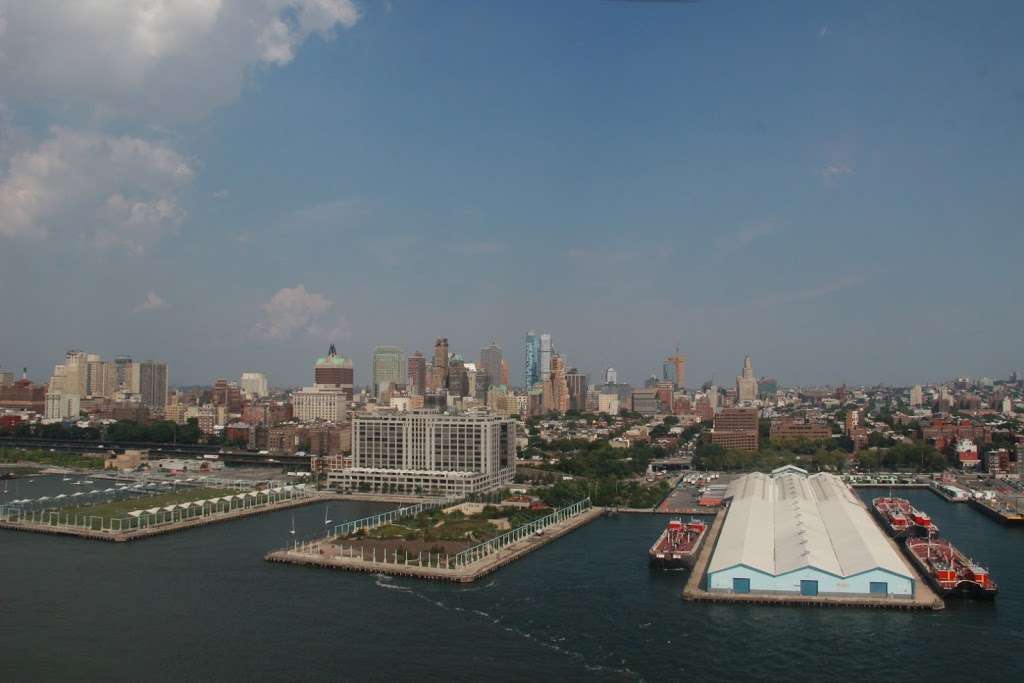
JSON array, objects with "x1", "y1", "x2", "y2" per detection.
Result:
[
  {"x1": 905, "y1": 535, "x2": 997, "y2": 599},
  {"x1": 649, "y1": 518, "x2": 707, "y2": 569}
]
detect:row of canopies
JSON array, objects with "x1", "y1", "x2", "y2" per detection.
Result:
[{"x1": 124, "y1": 484, "x2": 307, "y2": 517}]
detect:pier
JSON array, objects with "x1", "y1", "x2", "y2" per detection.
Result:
[
  {"x1": 682, "y1": 507, "x2": 945, "y2": 611},
  {"x1": 0, "y1": 485, "x2": 320, "y2": 542},
  {"x1": 266, "y1": 499, "x2": 602, "y2": 582}
]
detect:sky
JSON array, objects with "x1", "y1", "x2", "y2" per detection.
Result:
[{"x1": 1, "y1": 0, "x2": 1022, "y2": 389}]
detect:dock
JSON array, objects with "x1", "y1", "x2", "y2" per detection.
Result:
[
  {"x1": 682, "y1": 507, "x2": 944, "y2": 611},
  {"x1": 265, "y1": 506, "x2": 603, "y2": 582},
  {"x1": 969, "y1": 498, "x2": 1024, "y2": 525}
]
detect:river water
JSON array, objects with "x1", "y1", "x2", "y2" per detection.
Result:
[{"x1": 1, "y1": 478, "x2": 1021, "y2": 681}]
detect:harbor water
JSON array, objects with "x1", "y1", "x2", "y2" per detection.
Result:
[{"x1": 1, "y1": 478, "x2": 1021, "y2": 681}]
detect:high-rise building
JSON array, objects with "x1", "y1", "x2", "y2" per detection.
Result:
[
  {"x1": 547, "y1": 353, "x2": 570, "y2": 414},
  {"x1": 604, "y1": 367, "x2": 618, "y2": 385},
  {"x1": 371, "y1": 346, "x2": 405, "y2": 398},
  {"x1": 566, "y1": 368, "x2": 588, "y2": 412},
  {"x1": 407, "y1": 352, "x2": 427, "y2": 396},
  {"x1": 139, "y1": 360, "x2": 168, "y2": 409},
  {"x1": 0, "y1": 368, "x2": 14, "y2": 388},
  {"x1": 62, "y1": 351, "x2": 88, "y2": 397},
  {"x1": 736, "y1": 356, "x2": 758, "y2": 403},
  {"x1": 315, "y1": 344, "x2": 354, "y2": 400},
  {"x1": 240, "y1": 372, "x2": 269, "y2": 398},
  {"x1": 432, "y1": 338, "x2": 449, "y2": 391},
  {"x1": 447, "y1": 356, "x2": 468, "y2": 397},
  {"x1": 45, "y1": 391, "x2": 80, "y2": 420},
  {"x1": 333, "y1": 411, "x2": 516, "y2": 495},
  {"x1": 539, "y1": 333, "x2": 553, "y2": 382},
  {"x1": 114, "y1": 356, "x2": 134, "y2": 392},
  {"x1": 499, "y1": 359, "x2": 510, "y2": 387},
  {"x1": 909, "y1": 385, "x2": 923, "y2": 407},
  {"x1": 85, "y1": 354, "x2": 103, "y2": 397},
  {"x1": 524, "y1": 331, "x2": 541, "y2": 388},
  {"x1": 292, "y1": 385, "x2": 349, "y2": 423},
  {"x1": 479, "y1": 342, "x2": 503, "y2": 390}
]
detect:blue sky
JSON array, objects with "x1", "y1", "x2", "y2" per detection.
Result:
[{"x1": 1, "y1": 0, "x2": 1021, "y2": 388}]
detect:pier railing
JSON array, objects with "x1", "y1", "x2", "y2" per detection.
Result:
[
  {"x1": 326, "y1": 495, "x2": 460, "y2": 541},
  {"x1": 450, "y1": 498, "x2": 591, "y2": 568},
  {"x1": 0, "y1": 484, "x2": 314, "y2": 534}
]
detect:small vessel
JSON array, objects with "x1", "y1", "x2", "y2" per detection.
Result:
[
  {"x1": 290, "y1": 515, "x2": 296, "y2": 535},
  {"x1": 649, "y1": 518, "x2": 707, "y2": 569},
  {"x1": 905, "y1": 535, "x2": 997, "y2": 599},
  {"x1": 324, "y1": 507, "x2": 332, "y2": 526}
]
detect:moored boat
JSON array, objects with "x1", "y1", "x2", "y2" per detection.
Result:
[
  {"x1": 905, "y1": 536, "x2": 997, "y2": 599},
  {"x1": 649, "y1": 518, "x2": 707, "y2": 569},
  {"x1": 871, "y1": 497, "x2": 913, "y2": 538}
]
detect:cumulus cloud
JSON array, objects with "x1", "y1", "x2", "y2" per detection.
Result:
[
  {"x1": 0, "y1": 127, "x2": 193, "y2": 251},
  {"x1": 134, "y1": 290, "x2": 169, "y2": 312},
  {"x1": 254, "y1": 284, "x2": 350, "y2": 341},
  {"x1": 0, "y1": 0, "x2": 360, "y2": 122}
]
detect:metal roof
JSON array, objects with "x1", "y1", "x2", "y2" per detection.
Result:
[{"x1": 708, "y1": 471, "x2": 913, "y2": 580}]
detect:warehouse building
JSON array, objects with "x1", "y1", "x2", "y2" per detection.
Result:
[{"x1": 707, "y1": 466, "x2": 916, "y2": 599}]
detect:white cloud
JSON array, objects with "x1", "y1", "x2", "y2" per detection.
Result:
[
  {"x1": 0, "y1": 0, "x2": 360, "y2": 122},
  {"x1": 254, "y1": 284, "x2": 350, "y2": 341},
  {"x1": 134, "y1": 290, "x2": 169, "y2": 312},
  {"x1": 451, "y1": 241, "x2": 504, "y2": 256},
  {"x1": 818, "y1": 25, "x2": 831, "y2": 38},
  {"x1": 821, "y1": 163, "x2": 854, "y2": 187},
  {"x1": 714, "y1": 221, "x2": 778, "y2": 253},
  {"x1": 0, "y1": 127, "x2": 193, "y2": 251},
  {"x1": 212, "y1": 189, "x2": 229, "y2": 199}
]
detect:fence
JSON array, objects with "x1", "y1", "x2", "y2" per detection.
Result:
[
  {"x1": 0, "y1": 484, "x2": 314, "y2": 534},
  {"x1": 326, "y1": 495, "x2": 460, "y2": 541},
  {"x1": 450, "y1": 498, "x2": 591, "y2": 568}
]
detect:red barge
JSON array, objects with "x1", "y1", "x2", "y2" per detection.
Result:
[
  {"x1": 905, "y1": 536, "x2": 998, "y2": 599},
  {"x1": 649, "y1": 519, "x2": 707, "y2": 569},
  {"x1": 872, "y1": 497, "x2": 938, "y2": 538}
]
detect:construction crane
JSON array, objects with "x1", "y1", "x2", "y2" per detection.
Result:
[{"x1": 666, "y1": 343, "x2": 686, "y2": 390}]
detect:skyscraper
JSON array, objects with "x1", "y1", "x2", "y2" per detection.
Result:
[
  {"x1": 499, "y1": 359, "x2": 510, "y2": 387},
  {"x1": 407, "y1": 351, "x2": 426, "y2": 396},
  {"x1": 372, "y1": 346, "x2": 405, "y2": 398},
  {"x1": 479, "y1": 341, "x2": 503, "y2": 391},
  {"x1": 539, "y1": 333, "x2": 553, "y2": 382},
  {"x1": 114, "y1": 356, "x2": 133, "y2": 392},
  {"x1": 139, "y1": 360, "x2": 168, "y2": 409},
  {"x1": 566, "y1": 368, "x2": 588, "y2": 412},
  {"x1": 604, "y1": 367, "x2": 617, "y2": 385},
  {"x1": 524, "y1": 331, "x2": 540, "y2": 388},
  {"x1": 240, "y1": 372, "x2": 269, "y2": 398},
  {"x1": 736, "y1": 356, "x2": 757, "y2": 403},
  {"x1": 909, "y1": 385, "x2": 923, "y2": 407},
  {"x1": 315, "y1": 344, "x2": 354, "y2": 400},
  {"x1": 547, "y1": 353, "x2": 570, "y2": 414},
  {"x1": 433, "y1": 338, "x2": 449, "y2": 392}
]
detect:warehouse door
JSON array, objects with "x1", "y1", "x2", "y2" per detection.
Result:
[
  {"x1": 732, "y1": 578, "x2": 750, "y2": 594},
  {"x1": 869, "y1": 582, "x2": 888, "y2": 596},
  {"x1": 800, "y1": 580, "x2": 818, "y2": 596}
]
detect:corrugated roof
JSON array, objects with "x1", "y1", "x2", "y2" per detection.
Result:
[{"x1": 709, "y1": 471, "x2": 912, "y2": 580}]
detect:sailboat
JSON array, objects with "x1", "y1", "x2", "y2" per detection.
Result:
[
  {"x1": 290, "y1": 515, "x2": 296, "y2": 535},
  {"x1": 324, "y1": 506, "x2": 332, "y2": 526}
]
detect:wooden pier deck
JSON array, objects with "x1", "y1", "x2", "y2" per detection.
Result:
[
  {"x1": 682, "y1": 506, "x2": 945, "y2": 611},
  {"x1": 265, "y1": 506, "x2": 604, "y2": 582}
]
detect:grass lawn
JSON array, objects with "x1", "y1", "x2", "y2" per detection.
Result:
[
  {"x1": 58, "y1": 486, "x2": 238, "y2": 524},
  {"x1": 356, "y1": 505, "x2": 553, "y2": 545}
]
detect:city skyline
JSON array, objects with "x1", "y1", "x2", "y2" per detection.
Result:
[{"x1": 1, "y1": 1, "x2": 1021, "y2": 388}]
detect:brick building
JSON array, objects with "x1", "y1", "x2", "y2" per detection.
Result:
[{"x1": 711, "y1": 407, "x2": 760, "y2": 451}]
